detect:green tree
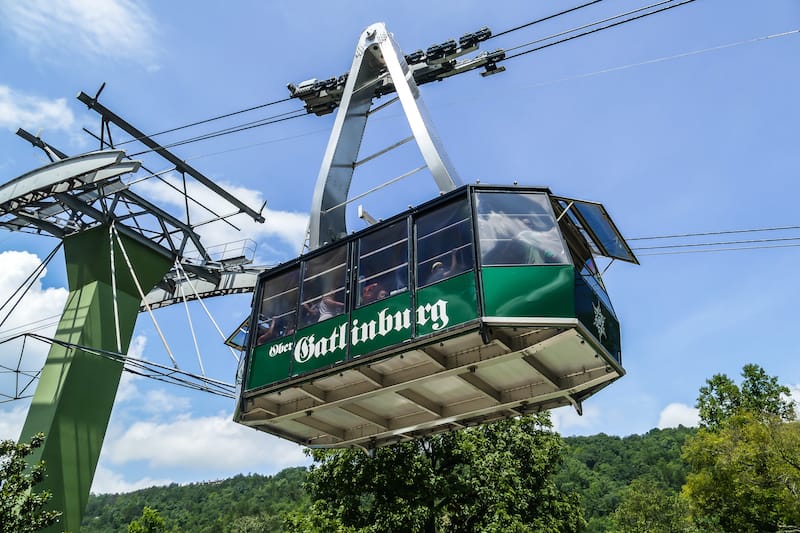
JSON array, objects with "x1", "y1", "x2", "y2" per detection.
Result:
[
  {"x1": 555, "y1": 427, "x2": 695, "y2": 532},
  {"x1": 128, "y1": 506, "x2": 168, "y2": 533},
  {"x1": 0, "y1": 432, "x2": 61, "y2": 532},
  {"x1": 611, "y1": 478, "x2": 691, "y2": 533},
  {"x1": 230, "y1": 514, "x2": 280, "y2": 533},
  {"x1": 696, "y1": 363, "x2": 795, "y2": 428},
  {"x1": 286, "y1": 413, "x2": 585, "y2": 533},
  {"x1": 81, "y1": 469, "x2": 310, "y2": 532},
  {"x1": 683, "y1": 364, "x2": 800, "y2": 532}
]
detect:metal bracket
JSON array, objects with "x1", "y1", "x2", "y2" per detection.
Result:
[{"x1": 308, "y1": 22, "x2": 462, "y2": 250}]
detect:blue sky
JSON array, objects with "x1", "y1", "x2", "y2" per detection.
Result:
[{"x1": 1, "y1": 0, "x2": 798, "y2": 493}]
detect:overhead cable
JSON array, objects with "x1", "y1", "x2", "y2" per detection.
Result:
[
  {"x1": 119, "y1": 1, "x2": 698, "y2": 154},
  {"x1": 490, "y1": 0, "x2": 606, "y2": 39},
  {"x1": 636, "y1": 243, "x2": 800, "y2": 256},
  {"x1": 517, "y1": 28, "x2": 800, "y2": 91},
  {"x1": 631, "y1": 236, "x2": 800, "y2": 251},
  {"x1": 115, "y1": 96, "x2": 294, "y2": 147},
  {"x1": 0, "y1": 243, "x2": 62, "y2": 330},
  {"x1": 169, "y1": 29, "x2": 798, "y2": 163},
  {"x1": 505, "y1": 0, "x2": 686, "y2": 54},
  {"x1": 505, "y1": 0, "x2": 696, "y2": 60},
  {"x1": 128, "y1": 108, "x2": 307, "y2": 157},
  {"x1": 629, "y1": 224, "x2": 800, "y2": 241}
]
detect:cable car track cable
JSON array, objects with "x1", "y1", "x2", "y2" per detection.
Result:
[
  {"x1": 490, "y1": 0, "x2": 607, "y2": 39},
  {"x1": 636, "y1": 242, "x2": 800, "y2": 257},
  {"x1": 107, "y1": 0, "x2": 693, "y2": 154},
  {"x1": 127, "y1": 108, "x2": 309, "y2": 157},
  {"x1": 631, "y1": 235, "x2": 800, "y2": 251},
  {"x1": 102, "y1": 1, "x2": 618, "y2": 149},
  {"x1": 113, "y1": 96, "x2": 295, "y2": 147},
  {"x1": 160, "y1": 28, "x2": 796, "y2": 163},
  {"x1": 0, "y1": 332, "x2": 238, "y2": 399},
  {"x1": 505, "y1": 0, "x2": 697, "y2": 61},
  {"x1": 503, "y1": 0, "x2": 693, "y2": 54},
  {"x1": 3, "y1": 225, "x2": 800, "y2": 340},
  {"x1": 140, "y1": 1, "x2": 695, "y2": 153},
  {"x1": 514, "y1": 28, "x2": 799, "y2": 91},
  {"x1": 629, "y1": 224, "x2": 800, "y2": 241}
]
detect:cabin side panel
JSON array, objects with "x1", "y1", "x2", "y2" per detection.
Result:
[{"x1": 481, "y1": 265, "x2": 574, "y2": 318}]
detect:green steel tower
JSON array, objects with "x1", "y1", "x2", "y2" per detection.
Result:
[{"x1": 2, "y1": 100, "x2": 266, "y2": 531}]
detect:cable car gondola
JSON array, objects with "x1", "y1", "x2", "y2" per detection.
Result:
[{"x1": 234, "y1": 23, "x2": 638, "y2": 448}]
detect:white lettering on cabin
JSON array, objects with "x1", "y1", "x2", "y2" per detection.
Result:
[
  {"x1": 293, "y1": 323, "x2": 348, "y2": 364},
  {"x1": 268, "y1": 341, "x2": 294, "y2": 358},
  {"x1": 293, "y1": 299, "x2": 450, "y2": 364},
  {"x1": 417, "y1": 299, "x2": 449, "y2": 331}
]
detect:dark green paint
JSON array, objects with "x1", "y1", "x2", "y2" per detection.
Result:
[
  {"x1": 291, "y1": 314, "x2": 350, "y2": 375},
  {"x1": 247, "y1": 339, "x2": 293, "y2": 390},
  {"x1": 481, "y1": 265, "x2": 574, "y2": 318},
  {"x1": 415, "y1": 272, "x2": 478, "y2": 337},
  {"x1": 350, "y1": 292, "x2": 412, "y2": 358},
  {"x1": 574, "y1": 277, "x2": 622, "y2": 362},
  {"x1": 18, "y1": 226, "x2": 172, "y2": 533},
  {"x1": 244, "y1": 274, "x2": 479, "y2": 390}
]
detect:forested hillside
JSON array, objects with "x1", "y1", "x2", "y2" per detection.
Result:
[
  {"x1": 80, "y1": 427, "x2": 694, "y2": 532},
  {"x1": 81, "y1": 467, "x2": 310, "y2": 533},
  {"x1": 557, "y1": 427, "x2": 695, "y2": 532}
]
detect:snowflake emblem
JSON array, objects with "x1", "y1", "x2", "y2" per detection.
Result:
[{"x1": 592, "y1": 301, "x2": 607, "y2": 341}]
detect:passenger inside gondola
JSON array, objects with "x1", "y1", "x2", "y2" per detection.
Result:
[
  {"x1": 318, "y1": 294, "x2": 344, "y2": 322},
  {"x1": 298, "y1": 244, "x2": 348, "y2": 327},
  {"x1": 257, "y1": 316, "x2": 285, "y2": 344},
  {"x1": 361, "y1": 282, "x2": 389, "y2": 305},
  {"x1": 301, "y1": 301, "x2": 320, "y2": 324},
  {"x1": 428, "y1": 251, "x2": 459, "y2": 284}
]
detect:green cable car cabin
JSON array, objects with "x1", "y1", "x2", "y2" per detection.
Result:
[{"x1": 235, "y1": 184, "x2": 638, "y2": 448}]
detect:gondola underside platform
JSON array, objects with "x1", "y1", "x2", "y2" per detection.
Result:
[{"x1": 237, "y1": 320, "x2": 622, "y2": 449}]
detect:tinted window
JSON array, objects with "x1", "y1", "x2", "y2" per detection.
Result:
[
  {"x1": 255, "y1": 267, "x2": 299, "y2": 345},
  {"x1": 299, "y1": 245, "x2": 347, "y2": 328},
  {"x1": 357, "y1": 221, "x2": 409, "y2": 307},
  {"x1": 559, "y1": 215, "x2": 614, "y2": 312},
  {"x1": 416, "y1": 198, "x2": 474, "y2": 287},
  {"x1": 573, "y1": 201, "x2": 637, "y2": 263},
  {"x1": 476, "y1": 192, "x2": 568, "y2": 266}
]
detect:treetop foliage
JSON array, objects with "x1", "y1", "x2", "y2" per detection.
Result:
[
  {"x1": 285, "y1": 413, "x2": 585, "y2": 533},
  {"x1": 82, "y1": 468, "x2": 310, "y2": 533},
  {"x1": 127, "y1": 506, "x2": 169, "y2": 533},
  {"x1": 80, "y1": 424, "x2": 698, "y2": 533},
  {"x1": 556, "y1": 426, "x2": 695, "y2": 532},
  {"x1": 696, "y1": 363, "x2": 796, "y2": 428},
  {"x1": 685, "y1": 364, "x2": 800, "y2": 532},
  {"x1": 70, "y1": 363, "x2": 797, "y2": 532},
  {"x1": 0, "y1": 432, "x2": 61, "y2": 533}
]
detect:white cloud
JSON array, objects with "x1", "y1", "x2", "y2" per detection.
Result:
[
  {"x1": 114, "y1": 376, "x2": 193, "y2": 417},
  {"x1": 104, "y1": 413, "x2": 308, "y2": 471},
  {"x1": 0, "y1": 86, "x2": 75, "y2": 132},
  {"x1": 0, "y1": 250, "x2": 68, "y2": 331},
  {"x1": 91, "y1": 464, "x2": 172, "y2": 494},
  {"x1": 0, "y1": 0, "x2": 159, "y2": 68},
  {"x1": 0, "y1": 250, "x2": 69, "y2": 380},
  {"x1": 114, "y1": 340, "x2": 192, "y2": 417},
  {"x1": 115, "y1": 343, "x2": 148, "y2": 401},
  {"x1": 551, "y1": 404, "x2": 601, "y2": 435},
  {"x1": 115, "y1": 371, "x2": 140, "y2": 405},
  {"x1": 789, "y1": 384, "x2": 800, "y2": 410},
  {"x1": 0, "y1": 403, "x2": 29, "y2": 442},
  {"x1": 140, "y1": 389, "x2": 191, "y2": 416},
  {"x1": 657, "y1": 402, "x2": 699, "y2": 429},
  {"x1": 127, "y1": 335, "x2": 148, "y2": 359},
  {"x1": 133, "y1": 175, "x2": 308, "y2": 261}
]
